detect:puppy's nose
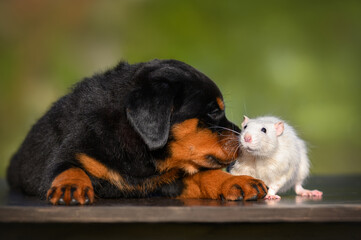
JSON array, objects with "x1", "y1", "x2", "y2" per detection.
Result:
[{"x1": 244, "y1": 134, "x2": 252, "y2": 143}]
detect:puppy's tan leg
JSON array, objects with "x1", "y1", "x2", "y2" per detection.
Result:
[{"x1": 179, "y1": 169, "x2": 267, "y2": 201}]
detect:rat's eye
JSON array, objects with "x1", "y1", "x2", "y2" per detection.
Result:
[
  {"x1": 244, "y1": 125, "x2": 247, "y2": 129},
  {"x1": 261, "y1": 127, "x2": 267, "y2": 133}
]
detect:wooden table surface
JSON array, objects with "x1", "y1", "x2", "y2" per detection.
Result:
[{"x1": 1, "y1": 175, "x2": 361, "y2": 223}]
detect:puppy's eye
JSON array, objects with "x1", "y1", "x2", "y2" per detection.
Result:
[
  {"x1": 207, "y1": 108, "x2": 221, "y2": 119},
  {"x1": 244, "y1": 125, "x2": 247, "y2": 129},
  {"x1": 261, "y1": 128, "x2": 267, "y2": 133}
]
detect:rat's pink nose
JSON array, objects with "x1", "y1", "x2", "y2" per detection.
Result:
[{"x1": 244, "y1": 134, "x2": 252, "y2": 143}]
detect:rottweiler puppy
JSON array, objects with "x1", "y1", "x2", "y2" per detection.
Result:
[{"x1": 7, "y1": 59, "x2": 267, "y2": 205}]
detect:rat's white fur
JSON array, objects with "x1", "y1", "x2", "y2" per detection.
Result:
[{"x1": 229, "y1": 116, "x2": 322, "y2": 199}]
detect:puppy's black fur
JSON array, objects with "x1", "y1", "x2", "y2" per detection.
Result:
[{"x1": 7, "y1": 59, "x2": 242, "y2": 203}]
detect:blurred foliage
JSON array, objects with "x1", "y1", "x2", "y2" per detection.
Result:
[{"x1": 0, "y1": 0, "x2": 360, "y2": 177}]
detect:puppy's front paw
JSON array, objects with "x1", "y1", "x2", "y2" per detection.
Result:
[
  {"x1": 47, "y1": 184, "x2": 94, "y2": 205},
  {"x1": 221, "y1": 175, "x2": 268, "y2": 201},
  {"x1": 47, "y1": 168, "x2": 94, "y2": 205}
]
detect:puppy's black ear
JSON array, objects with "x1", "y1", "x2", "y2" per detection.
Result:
[{"x1": 126, "y1": 79, "x2": 175, "y2": 150}]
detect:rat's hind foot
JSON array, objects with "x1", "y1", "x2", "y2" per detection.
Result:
[
  {"x1": 264, "y1": 194, "x2": 281, "y2": 200},
  {"x1": 297, "y1": 189, "x2": 323, "y2": 197},
  {"x1": 295, "y1": 184, "x2": 323, "y2": 197}
]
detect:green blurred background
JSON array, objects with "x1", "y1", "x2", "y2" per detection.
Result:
[{"x1": 0, "y1": 0, "x2": 360, "y2": 177}]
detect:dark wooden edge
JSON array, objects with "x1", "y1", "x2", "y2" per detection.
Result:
[{"x1": 1, "y1": 205, "x2": 360, "y2": 223}]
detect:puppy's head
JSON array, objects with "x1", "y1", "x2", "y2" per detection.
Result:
[{"x1": 126, "y1": 59, "x2": 240, "y2": 174}]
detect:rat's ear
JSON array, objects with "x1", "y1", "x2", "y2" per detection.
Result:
[
  {"x1": 275, "y1": 121, "x2": 284, "y2": 136},
  {"x1": 241, "y1": 116, "x2": 249, "y2": 128}
]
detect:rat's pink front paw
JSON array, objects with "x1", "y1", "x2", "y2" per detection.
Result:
[
  {"x1": 264, "y1": 194, "x2": 281, "y2": 200},
  {"x1": 298, "y1": 189, "x2": 323, "y2": 197}
]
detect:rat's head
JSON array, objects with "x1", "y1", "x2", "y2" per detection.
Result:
[{"x1": 240, "y1": 116, "x2": 284, "y2": 157}]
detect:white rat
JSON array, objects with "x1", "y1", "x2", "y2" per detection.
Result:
[{"x1": 229, "y1": 116, "x2": 323, "y2": 200}]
